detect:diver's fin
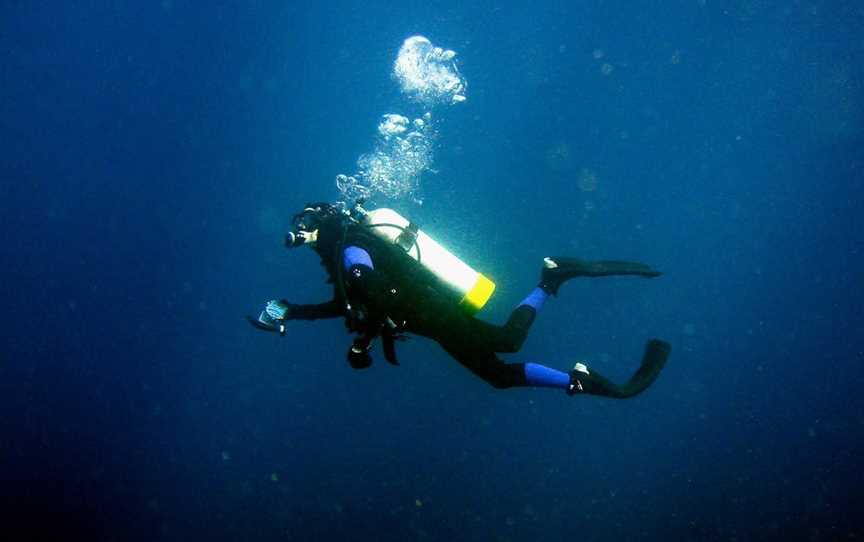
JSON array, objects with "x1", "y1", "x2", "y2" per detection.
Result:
[
  {"x1": 540, "y1": 257, "x2": 661, "y2": 295},
  {"x1": 616, "y1": 339, "x2": 670, "y2": 397},
  {"x1": 568, "y1": 339, "x2": 670, "y2": 398}
]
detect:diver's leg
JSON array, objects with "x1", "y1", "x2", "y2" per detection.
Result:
[
  {"x1": 470, "y1": 287, "x2": 549, "y2": 353},
  {"x1": 437, "y1": 319, "x2": 571, "y2": 390},
  {"x1": 440, "y1": 340, "x2": 575, "y2": 391},
  {"x1": 423, "y1": 306, "x2": 526, "y2": 388},
  {"x1": 409, "y1": 290, "x2": 571, "y2": 389},
  {"x1": 411, "y1": 261, "x2": 670, "y2": 395},
  {"x1": 470, "y1": 254, "x2": 661, "y2": 349},
  {"x1": 432, "y1": 307, "x2": 669, "y2": 395},
  {"x1": 441, "y1": 338, "x2": 670, "y2": 396},
  {"x1": 448, "y1": 348, "x2": 529, "y2": 389}
]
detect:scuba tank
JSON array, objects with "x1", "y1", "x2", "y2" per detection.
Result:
[{"x1": 359, "y1": 207, "x2": 496, "y2": 314}]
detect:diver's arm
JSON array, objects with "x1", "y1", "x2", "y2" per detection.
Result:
[
  {"x1": 247, "y1": 298, "x2": 342, "y2": 333},
  {"x1": 287, "y1": 299, "x2": 344, "y2": 320},
  {"x1": 291, "y1": 243, "x2": 387, "y2": 319},
  {"x1": 249, "y1": 245, "x2": 379, "y2": 332}
]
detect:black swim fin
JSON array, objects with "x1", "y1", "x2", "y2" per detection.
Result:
[
  {"x1": 567, "y1": 339, "x2": 671, "y2": 398},
  {"x1": 540, "y1": 257, "x2": 662, "y2": 295}
]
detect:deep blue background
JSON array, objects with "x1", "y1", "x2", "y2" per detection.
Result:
[{"x1": 2, "y1": 1, "x2": 862, "y2": 540}]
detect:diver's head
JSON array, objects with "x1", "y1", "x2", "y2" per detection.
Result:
[{"x1": 285, "y1": 202, "x2": 343, "y2": 249}]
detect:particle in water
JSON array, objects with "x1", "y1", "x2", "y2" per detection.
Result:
[{"x1": 577, "y1": 168, "x2": 598, "y2": 192}]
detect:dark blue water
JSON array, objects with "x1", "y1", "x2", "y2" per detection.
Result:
[{"x1": 3, "y1": 1, "x2": 862, "y2": 540}]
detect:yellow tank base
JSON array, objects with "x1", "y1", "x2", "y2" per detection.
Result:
[{"x1": 459, "y1": 273, "x2": 496, "y2": 314}]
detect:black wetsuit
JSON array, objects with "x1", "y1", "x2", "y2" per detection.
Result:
[
  {"x1": 278, "y1": 215, "x2": 670, "y2": 397},
  {"x1": 285, "y1": 219, "x2": 537, "y2": 388}
]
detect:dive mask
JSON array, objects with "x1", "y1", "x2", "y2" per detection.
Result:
[
  {"x1": 285, "y1": 202, "x2": 347, "y2": 248},
  {"x1": 285, "y1": 204, "x2": 327, "y2": 248}
]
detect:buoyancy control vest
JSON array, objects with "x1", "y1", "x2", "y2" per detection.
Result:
[
  {"x1": 314, "y1": 205, "x2": 497, "y2": 366},
  {"x1": 360, "y1": 207, "x2": 496, "y2": 315}
]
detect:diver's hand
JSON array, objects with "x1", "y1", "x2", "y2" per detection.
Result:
[
  {"x1": 347, "y1": 343, "x2": 373, "y2": 369},
  {"x1": 247, "y1": 300, "x2": 295, "y2": 335}
]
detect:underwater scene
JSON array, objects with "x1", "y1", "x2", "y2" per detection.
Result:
[{"x1": 2, "y1": 1, "x2": 862, "y2": 540}]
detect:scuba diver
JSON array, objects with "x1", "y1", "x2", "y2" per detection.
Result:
[{"x1": 249, "y1": 202, "x2": 670, "y2": 398}]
